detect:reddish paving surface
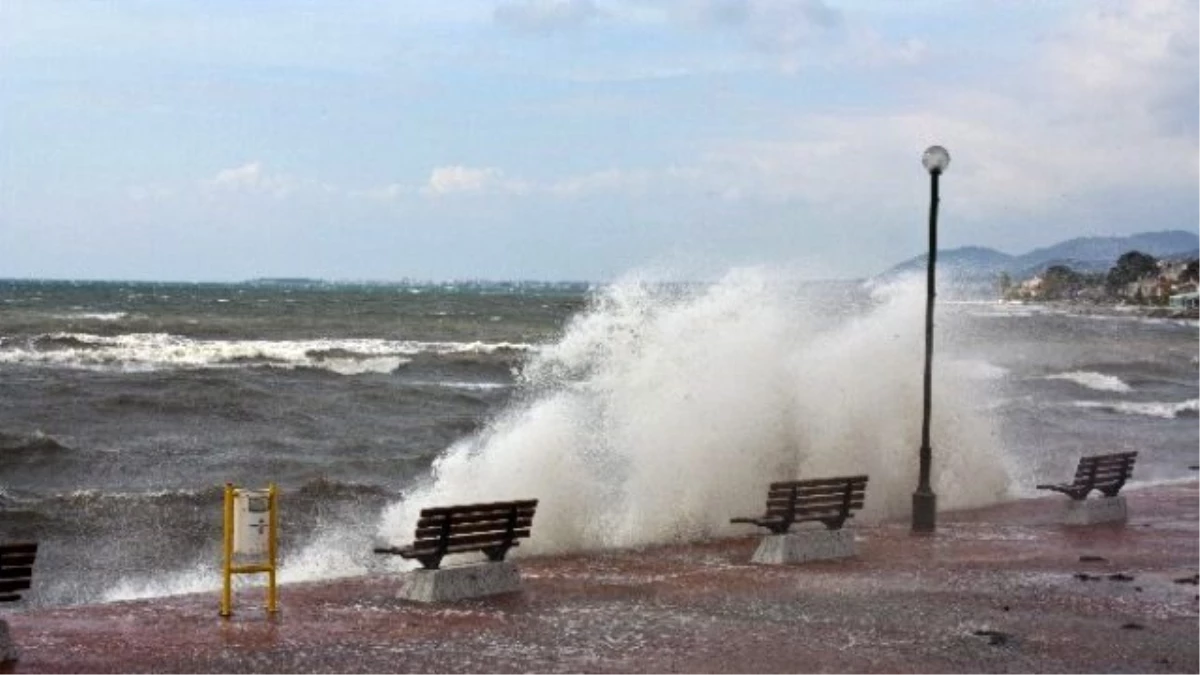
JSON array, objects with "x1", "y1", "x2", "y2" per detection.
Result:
[{"x1": 3, "y1": 483, "x2": 1197, "y2": 673}]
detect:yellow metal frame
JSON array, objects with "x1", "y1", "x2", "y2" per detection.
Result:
[{"x1": 220, "y1": 482, "x2": 278, "y2": 617}]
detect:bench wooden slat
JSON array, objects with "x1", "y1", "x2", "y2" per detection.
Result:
[
  {"x1": 0, "y1": 543, "x2": 37, "y2": 556},
  {"x1": 416, "y1": 507, "x2": 537, "y2": 529},
  {"x1": 733, "y1": 507, "x2": 863, "y2": 524},
  {"x1": 1073, "y1": 457, "x2": 1135, "y2": 468},
  {"x1": 732, "y1": 474, "x2": 869, "y2": 534},
  {"x1": 1074, "y1": 455, "x2": 1136, "y2": 467},
  {"x1": 768, "y1": 476, "x2": 869, "y2": 489},
  {"x1": 375, "y1": 499, "x2": 538, "y2": 569},
  {"x1": 0, "y1": 541, "x2": 37, "y2": 602},
  {"x1": 765, "y1": 483, "x2": 867, "y2": 499},
  {"x1": 0, "y1": 567, "x2": 33, "y2": 580},
  {"x1": 418, "y1": 499, "x2": 538, "y2": 518},
  {"x1": 762, "y1": 499, "x2": 866, "y2": 516},
  {"x1": 0, "y1": 554, "x2": 37, "y2": 568},
  {"x1": 0, "y1": 579, "x2": 32, "y2": 594},
  {"x1": 1074, "y1": 452, "x2": 1136, "y2": 461},
  {"x1": 398, "y1": 540, "x2": 525, "y2": 559},
  {"x1": 408, "y1": 529, "x2": 532, "y2": 550},
  {"x1": 1072, "y1": 467, "x2": 1134, "y2": 480},
  {"x1": 766, "y1": 488, "x2": 867, "y2": 504},
  {"x1": 414, "y1": 515, "x2": 534, "y2": 540},
  {"x1": 1037, "y1": 452, "x2": 1137, "y2": 500}
]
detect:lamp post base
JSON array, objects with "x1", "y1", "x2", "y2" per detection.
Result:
[{"x1": 912, "y1": 490, "x2": 937, "y2": 533}]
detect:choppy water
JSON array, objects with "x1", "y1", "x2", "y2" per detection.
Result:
[{"x1": 0, "y1": 273, "x2": 1196, "y2": 608}]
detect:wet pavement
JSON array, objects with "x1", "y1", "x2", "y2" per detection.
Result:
[{"x1": 3, "y1": 483, "x2": 1197, "y2": 673}]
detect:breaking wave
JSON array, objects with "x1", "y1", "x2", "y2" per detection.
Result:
[
  {"x1": 1073, "y1": 398, "x2": 1199, "y2": 419},
  {"x1": 0, "y1": 333, "x2": 532, "y2": 376},
  {"x1": 1045, "y1": 371, "x2": 1132, "y2": 393},
  {"x1": 376, "y1": 269, "x2": 1013, "y2": 555}
]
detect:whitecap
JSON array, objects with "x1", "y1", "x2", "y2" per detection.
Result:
[
  {"x1": 1073, "y1": 398, "x2": 1199, "y2": 419},
  {"x1": 0, "y1": 333, "x2": 533, "y2": 373},
  {"x1": 1045, "y1": 371, "x2": 1132, "y2": 393},
  {"x1": 53, "y1": 312, "x2": 128, "y2": 321}
]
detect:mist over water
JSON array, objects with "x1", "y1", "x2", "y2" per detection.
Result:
[{"x1": 377, "y1": 269, "x2": 1012, "y2": 554}]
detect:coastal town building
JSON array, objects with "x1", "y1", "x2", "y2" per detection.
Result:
[
  {"x1": 1169, "y1": 290, "x2": 1199, "y2": 313},
  {"x1": 1005, "y1": 252, "x2": 1197, "y2": 313}
]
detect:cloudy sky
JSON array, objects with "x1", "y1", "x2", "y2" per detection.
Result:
[{"x1": 1, "y1": 0, "x2": 1196, "y2": 282}]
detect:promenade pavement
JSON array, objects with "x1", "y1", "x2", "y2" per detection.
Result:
[{"x1": 2, "y1": 482, "x2": 1197, "y2": 673}]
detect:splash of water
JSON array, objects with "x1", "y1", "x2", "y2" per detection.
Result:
[{"x1": 376, "y1": 268, "x2": 1012, "y2": 555}]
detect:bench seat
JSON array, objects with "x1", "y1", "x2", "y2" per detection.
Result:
[
  {"x1": 1036, "y1": 452, "x2": 1137, "y2": 500},
  {"x1": 0, "y1": 543, "x2": 37, "y2": 604},
  {"x1": 375, "y1": 499, "x2": 537, "y2": 570},
  {"x1": 732, "y1": 475, "x2": 869, "y2": 534}
]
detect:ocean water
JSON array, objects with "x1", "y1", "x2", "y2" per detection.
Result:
[{"x1": 0, "y1": 272, "x2": 1196, "y2": 608}]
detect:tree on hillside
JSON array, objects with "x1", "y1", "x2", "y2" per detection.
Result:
[
  {"x1": 1105, "y1": 250, "x2": 1158, "y2": 295},
  {"x1": 1041, "y1": 265, "x2": 1083, "y2": 300},
  {"x1": 1186, "y1": 260, "x2": 1199, "y2": 282},
  {"x1": 996, "y1": 271, "x2": 1013, "y2": 298}
]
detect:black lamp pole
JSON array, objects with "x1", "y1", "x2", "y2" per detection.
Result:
[{"x1": 913, "y1": 145, "x2": 949, "y2": 534}]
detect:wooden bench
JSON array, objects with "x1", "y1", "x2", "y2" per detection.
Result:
[
  {"x1": 731, "y1": 475, "x2": 869, "y2": 534},
  {"x1": 0, "y1": 543, "x2": 37, "y2": 603},
  {"x1": 1036, "y1": 451, "x2": 1137, "y2": 500},
  {"x1": 374, "y1": 499, "x2": 537, "y2": 570}
]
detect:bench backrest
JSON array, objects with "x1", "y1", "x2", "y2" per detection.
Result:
[
  {"x1": 1072, "y1": 452, "x2": 1137, "y2": 497},
  {"x1": 409, "y1": 499, "x2": 537, "y2": 569},
  {"x1": 0, "y1": 542, "x2": 38, "y2": 603},
  {"x1": 763, "y1": 475, "x2": 869, "y2": 531}
]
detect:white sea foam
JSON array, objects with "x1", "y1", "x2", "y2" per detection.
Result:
[
  {"x1": 1073, "y1": 398, "x2": 1199, "y2": 419},
  {"x1": 322, "y1": 356, "x2": 410, "y2": 376},
  {"x1": 101, "y1": 513, "x2": 377, "y2": 604},
  {"x1": 54, "y1": 311, "x2": 128, "y2": 321},
  {"x1": 407, "y1": 380, "x2": 512, "y2": 391},
  {"x1": 0, "y1": 333, "x2": 531, "y2": 375},
  {"x1": 1045, "y1": 371, "x2": 1132, "y2": 393},
  {"x1": 376, "y1": 269, "x2": 1012, "y2": 556},
  {"x1": 103, "y1": 562, "x2": 217, "y2": 602}
]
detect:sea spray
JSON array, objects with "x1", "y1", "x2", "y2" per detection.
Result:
[{"x1": 376, "y1": 268, "x2": 1012, "y2": 554}]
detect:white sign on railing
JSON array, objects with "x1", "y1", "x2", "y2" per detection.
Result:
[{"x1": 233, "y1": 490, "x2": 271, "y2": 557}]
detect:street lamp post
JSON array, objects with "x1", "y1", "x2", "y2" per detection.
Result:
[{"x1": 912, "y1": 145, "x2": 950, "y2": 534}]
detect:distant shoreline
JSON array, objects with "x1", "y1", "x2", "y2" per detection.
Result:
[{"x1": 997, "y1": 298, "x2": 1200, "y2": 322}]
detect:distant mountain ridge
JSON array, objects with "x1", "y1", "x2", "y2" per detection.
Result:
[{"x1": 883, "y1": 229, "x2": 1199, "y2": 280}]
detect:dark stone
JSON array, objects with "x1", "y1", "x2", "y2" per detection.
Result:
[
  {"x1": 1120, "y1": 622, "x2": 1144, "y2": 630},
  {"x1": 972, "y1": 629, "x2": 1010, "y2": 646},
  {"x1": 1108, "y1": 573, "x2": 1135, "y2": 582},
  {"x1": 1074, "y1": 572, "x2": 1100, "y2": 581},
  {"x1": 1079, "y1": 555, "x2": 1108, "y2": 562},
  {"x1": 1171, "y1": 574, "x2": 1198, "y2": 585}
]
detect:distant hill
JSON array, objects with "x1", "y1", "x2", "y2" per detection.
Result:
[
  {"x1": 885, "y1": 246, "x2": 1014, "y2": 278},
  {"x1": 882, "y1": 229, "x2": 1199, "y2": 282}
]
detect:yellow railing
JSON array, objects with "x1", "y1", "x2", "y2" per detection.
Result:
[{"x1": 220, "y1": 482, "x2": 278, "y2": 617}]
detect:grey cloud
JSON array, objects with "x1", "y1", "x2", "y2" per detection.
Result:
[{"x1": 494, "y1": 0, "x2": 602, "y2": 34}]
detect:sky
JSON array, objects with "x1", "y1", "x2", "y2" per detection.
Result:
[{"x1": 1, "y1": 0, "x2": 1196, "y2": 282}]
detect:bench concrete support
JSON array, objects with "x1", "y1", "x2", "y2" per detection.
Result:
[
  {"x1": 399, "y1": 561, "x2": 521, "y2": 603},
  {"x1": 1062, "y1": 495, "x2": 1128, "y2": 526},
  {"x1": 0, "y1": 619, "x2": 18, "y2": 664},
  {"x1": 751, "y1": 528, "x2": 856, "y2": 565}
]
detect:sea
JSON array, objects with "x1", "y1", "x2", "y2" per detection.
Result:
[{"x1": 1, "y1": 270, "x2": 1196, "y2": 609}]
